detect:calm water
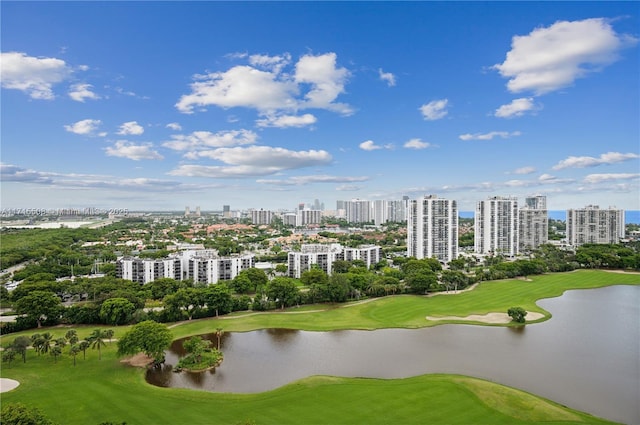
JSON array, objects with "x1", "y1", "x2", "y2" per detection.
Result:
[{"x1": 148, "y1": 285, "x2": 640, "y2": 424}]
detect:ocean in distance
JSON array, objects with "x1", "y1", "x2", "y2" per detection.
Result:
[{"x1": 459, "y1": 210, "x2": 640, "y2": 224}]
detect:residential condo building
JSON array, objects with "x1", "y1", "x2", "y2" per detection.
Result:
[
  {"x1": 475, "y1": 196, "x2": 519, "y2": 257},
  {"x1": 519, "y1": 195, "x2": 548, "y2": 251},
  {"x1": 566, "y1": 205, "x2": 624, "y2": 247},
  {"x1": 407, "y1": 195, "x2": 458, "y2": 263}
]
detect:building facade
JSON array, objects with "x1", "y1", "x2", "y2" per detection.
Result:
[
  {"x1": 407, "y1": 195, "x2": 458, "y2": 263},
  {"x1": 251, "y1": 209, "x2": 274, "y2": 225},
  {"x1": 519, "y1": 195, "x2": 548, "y2": 251},
  {"x1": 566, "y1": 205, "x2": 624, "y2": 247},
  {"x1": 475, "y1": 196, "x2": 519, "y2": 257}
]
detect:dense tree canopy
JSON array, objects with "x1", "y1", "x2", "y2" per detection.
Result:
[{"x1": 117, "y1": 320, "x2": 172, "y2": 363}]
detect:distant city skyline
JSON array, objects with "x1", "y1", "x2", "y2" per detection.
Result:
[{"x1": 2, "y1": 2, "x2": 638, "y2": 212}]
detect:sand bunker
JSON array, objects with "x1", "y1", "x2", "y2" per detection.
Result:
[
  {"x1": 0, "y1": 378, "x2": 20, "y2": 393},
  {"x1": 426, "y1": 311, "x2": 545, "y2": 324}
]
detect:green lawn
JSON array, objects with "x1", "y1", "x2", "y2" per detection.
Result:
[{"x1": 1, "y1": 269, "x2": 638, "y2": 425}]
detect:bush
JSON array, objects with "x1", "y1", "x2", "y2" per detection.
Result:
[{"x1": 507, "y1": 306, "x2": 527, "y2": 323}]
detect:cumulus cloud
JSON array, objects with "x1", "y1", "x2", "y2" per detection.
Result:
[
  {"x1": 166, "y1": 122, "x2": 182, "y2": 131},
  {"x1": 419, "y1": 99, "x2": 449, "y2": 120},
  {"x1": 105, "y1": 141, "x2": 163, "y2": 161},
  {"x1": 403, "y1": 138, "x2": 433, "y2": 149},
  {"x1": 176, "y1": 52, "x2": 352, "y2": 116},
  {"x1": 163, "y1": 129, "x2": 258, "y2": 152},
  {"x1": 493, "y1": 18, "x2": 638, "y2": 95},
  {"x1": 378, "y1": 68, "x2": 396, "y2": 86},
  {"x1": 583, "y1": 173, "x2": 639, "y2": 184},
  {"x1": 459, "y1": 131, "x2": 522, "y2": 141},
  {"x1": 64, "y1": 119, "x2": 106, "y2": 136},
  {"x1": 1, "y1": 51, "x2": 71, "y2": 99},
  {"x1": 552, "y1": 152, "x2": 640, "y2": 170},
  {"x1": 256, "y1": 114, "x2": 317, "y2": 128},
  {"x1": 359, "y1": 140, "x2": 394, "y2": 151},
  {"x1": 117, "y1": 121, "x2": 145, "y2": 136},
  {"x1": 68, "y1": 83, "x2": 100, "y2": 102},
  {"x1": 494, "y1": 98, "x2": 539, "y2": 118},
  {"x1": 169, "y1": 146, "x2": 332, "y2": 178}
]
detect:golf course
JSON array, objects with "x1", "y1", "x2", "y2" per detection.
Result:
[{"x1": 1, "y1": 269, "x2": 638, "y2": 425}]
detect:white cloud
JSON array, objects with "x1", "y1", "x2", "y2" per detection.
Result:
[
  {"x1": 117, "y1": 121, "x2": 145, "y2": 136},
  {"x1": 256, "y1": 113, "x2": 317, "y2": 128},
  {"x1": 166, "y1": 122, "x2": 182, "y2": 131},
  {"x1": 64, "y1": 119, "x2": 105, "y2": 136},
  {"x1": 493, "y1": 18, "x2": 638, "y2": 95},
  {"x1": 419, "y1": 99, "x2": 449, "y2": 120},
  {"x1": 494, "y1": 98, "x2": 539, "y2": 118},
  {"x1": 295, "y1": 52, "x2": 352, "y2": 114},
  {"x1": 68, "y1": 83, "x2": 100, "y2": 102},
  {"x1": 336, "y1": 185, "x2": 362, "y2": 191},
  {"x1": 459, "y1": 131, "x2": 522, "y2": 141},
  {"x1": 512, "y1": 166, "x2": 536, "y2": 175},
  {"x1": 403, "y1": 138, "x2": 433, "y2": 149},
  {"x1": 378, "y1": 68, "x2": 396, "y2": 87},
  {"x1": 552, "y1": 152, "x2": 640, "y2": 170},
  {"x1": 176, "y1": 52, "x2": 352, "y2": 115},
  {"x1": 105, "y1": 141, "x2": 163, "y2": 161},
  {"x1": 257, "y1": 175, "x2": 369, "y2": 186},
  {"x1": 163, "y1": 129, "x2": 258, "y2": 151},
  {"x1": 359, "y1": 140, "x2": 382, "y2": 151},
  {"x1": 1, "y1": 51, "x2": 71, "y2": 99},
  {"x1": 583, "y1": 173, "x2": 639, "y2": 184},
  {"x1": 170, "y1": 146, "x2": 332, "y2": 178}
]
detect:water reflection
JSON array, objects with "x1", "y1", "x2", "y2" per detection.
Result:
[{"x1": 147, "y1": 285, "x2": 639, "y2": 425}]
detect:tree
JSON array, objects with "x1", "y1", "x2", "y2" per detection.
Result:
[
  {"x1": 2, "y1": 348, "x2": 17, "y2": 367},
  {"x1": 163, "y1": 288, "x2": 203, "y2": 320},
  {"x1": 69, "y1": 344, "x2": 81, "y2": 366},
  {"x1": 405, "y1": 269, "x2": 438, "y2": 294},
  {"x1": 104, "y1": 329, "x2": 115, "y2": 345},
  {"x1": 243, "y1": 268, "x2": 268, "y2": 290},
  {"x1": 1, "y1": 402, "x2": 55, "y2": 425},
  {"x1": 15, "y1": 290, "x2": 62, "y2": 328},
  {"x1": 99, "y1": 297, "x2": 136, "y2": 325},
  {"x1": 117, "y1": 320, "x2": 173, "y2": 364},
  {"x1": 301, "y1": 268, "x2": 328, "y2": 287},
  {"x1": 12, "y1": 335, "x2": 31, "y2": 363},
  {"x1": 266, "y1": 277, "x2": 300, "y2": 309},
  {"x1": 275, "y1": 264, "x2": 288, "y2": 275},
  {"x1": 65, "y1": 329, "x2": 79, "y2": 345},
  {"x1": 183, "y1": 335, "x2": 211, "y2": 362},
  {"x1": 203, "y1": 285, "x2": 233, "y2": 317},
  {"x1": 78, "y1": 340, "x2": 90, "y2": 360},
  {"x1": 36, "y1": 332, "x2": 54, "y2": 356},
  {"x1": 507, "y1": 306, "x2": 528, "y2": 323},
  {"x1": 50, "y1": 345, "x2": 63, "y2": 363},
  {"x1": 88, "y1": 329, "x2": 107, "y2": 360}
]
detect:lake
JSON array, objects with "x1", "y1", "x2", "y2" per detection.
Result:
[{"x1": 147, "y1": 285, "x2": 640, "y2": 424}]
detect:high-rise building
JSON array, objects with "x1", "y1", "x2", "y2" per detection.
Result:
[
  {"x1": 298, "y1": 209, "x2": 322, "y2": 226},
  {"x1": 372, "y1": 200, "x2": 388, "y2": 226},
  {"x1": 475, "y1": 196, "x2": 519, "y2": 257},
  {"x1": 519, "y1": 195, "x2": 548, "y2": 251},
  {"x1": 222, "y1": 205, "x2": 231, "y2": 218},
  {"x1": 345, "y1": 199, "x2": 371, "y2": 223},
  {"x1": 407, "y1": 195, "x2": 458, "y2": 263},
  {"x1": 566, "y1": 205, "x2": 624, "y2": 247},
  {"x1": 251, "y1": 209, "x2": 274, "y2": 225}
]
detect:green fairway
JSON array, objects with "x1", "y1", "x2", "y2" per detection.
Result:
[{"x1": 1, "y1": 270, "x2": 637, "y2": 424}]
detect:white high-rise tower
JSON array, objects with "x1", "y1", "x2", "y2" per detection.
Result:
[
  {"x1": 475, "y1": 196, "x2": 519, "y2": 257},
  {"x1": 407, "y1": 195, "x2": 458, "y2": 263}
]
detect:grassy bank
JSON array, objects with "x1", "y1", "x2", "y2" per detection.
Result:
[{"x1": 1, "y1": 270, "x2": 637, "y2": 424}]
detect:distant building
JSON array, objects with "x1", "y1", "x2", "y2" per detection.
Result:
[
  {"x1": 116, "y1": 251, "x2": 254, "y2": 285},
  {"x1": 222, "y1": 205, "x2": 231, "y2": 218},
  {"x1": 287, "y1": 243, "x2": 382, "y2": 278},
  {"x1": 519, "y1": 195, "x2": 548, "y2": 251},
  {"x1": 251, "y1": 209, "x2": 274, "y2": 225},
  {"x1": 566, "y1": 205, "x2": 624, "y2": 247},
  {"x1": 407, "y1": 195, "x2": 458, "y2": 263},
  {"x1": 345, "y1": 199, "x2": 371, "y2": 223},
  {"x1": 298, "y1": 209, "x2": 322, "y2": 226},
  {"x1": 475, "y1": 196, "x2": 519, "y2": 257}
]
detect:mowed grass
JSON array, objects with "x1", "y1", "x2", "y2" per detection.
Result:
[
  {"x1": 1, "y1": 270, "x2": 637, "y2": 424},
  {"x1": 0, "y1": 346, "x2": 617, "y2": 425}
]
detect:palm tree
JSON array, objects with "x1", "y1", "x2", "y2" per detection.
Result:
[
  {"x1": 215, "y1": 328, "x2": 224, "y2": 350},
  {"x1": 69, "y1": 345, "x2": 81, "y2": 366},
  {"x1": 88, "y1": 329, "x2": 106, "y2": 360},
  {"x1": 31, "y1": 333, "x2": 43, "y2": 355},
  {"x1": 50, "y1": 345, "x2": 62, "y2": 363},
  {"x1": 77, "y1": 340, "x2": 90, "y2": 360},
  {"x1": 65, "y1": 329, "x2": 78, "y2": 345},
  {"x1": 103, "y1": 329, "x2": 115, "y2": 345},
  {"x1": 39, "y1": 332, "x2": 53, "y2": 355}
]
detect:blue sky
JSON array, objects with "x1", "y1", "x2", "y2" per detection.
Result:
[{"x1": 1, "y1": 1, "x2": 639, "y2": 212}]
